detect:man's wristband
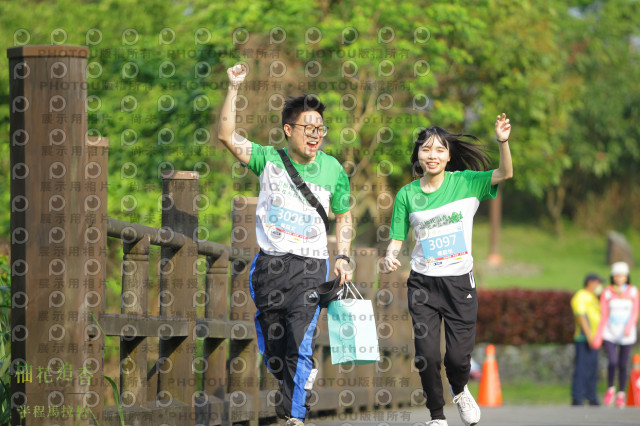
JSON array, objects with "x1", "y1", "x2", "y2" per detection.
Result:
[{"x1": 336, "y1": 255, "x2": 351, "y2": 263}]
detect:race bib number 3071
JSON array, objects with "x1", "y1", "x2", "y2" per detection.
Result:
[{"x1": 267, "y1": 203, "x2": 314, "y2": 240}]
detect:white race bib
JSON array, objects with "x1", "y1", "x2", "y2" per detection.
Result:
[
  {"x1": 419, "y1": 222, "x2": 468, "y2": 269},
  {"x1": 266, "y1": 197, "x2": 318, "y2": 243}
]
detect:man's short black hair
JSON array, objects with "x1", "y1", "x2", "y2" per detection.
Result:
[
  {"x1": 583, "y1": 273, "x2": 604, "y2": 287},
  {"x1": 282, "y1": 95, "x2": 325, "y2": 139}
]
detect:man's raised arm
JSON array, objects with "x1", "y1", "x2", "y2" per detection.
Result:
[{"x1": 217, "y1": 64, "x2": 252, "y2": 165}]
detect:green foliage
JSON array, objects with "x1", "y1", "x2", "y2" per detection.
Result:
[
  {"x1": 0, "y1": 255, "x2": 10, "y2": 426},
  {"x1": 103, "y1": 376, "x2": 125, "y2": 426},
  {"x1": 0, "y1": 0, "x2": 249, "y2": 244},
  {"x1": 0, "y1": 0, "x2": 639, "y2": 240}
]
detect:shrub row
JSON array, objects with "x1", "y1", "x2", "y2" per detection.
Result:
[{"x1": 476, "y1": 289, "x2": 575, "y2": 345}]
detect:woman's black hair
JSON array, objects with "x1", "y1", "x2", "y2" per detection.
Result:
[
  {"x1": 610, "y1": 275, "x2": 631, "y2": 285},
  {"x1": 410, "y1": 126, "x2": 492, "y2": 177}
]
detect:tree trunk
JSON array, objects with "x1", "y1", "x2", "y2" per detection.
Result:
[
  {"x1": 487, "y1": 188, "x2": 503, "y2": 265},
  {"x1": 546, "y1": 185, "x2": 566, "y2": 238}
]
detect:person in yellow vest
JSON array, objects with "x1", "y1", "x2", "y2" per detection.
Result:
[{"x1": 570, "y1": 273, "x2": 604, "y2": 406}]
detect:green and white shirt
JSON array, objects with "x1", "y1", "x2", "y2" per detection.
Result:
[
  {"x1": 246, "y1": 142, "x2": 351, "y2": 259},
  {"x1": 389, "y1": 170, "x2": 497, "y2": 277}
]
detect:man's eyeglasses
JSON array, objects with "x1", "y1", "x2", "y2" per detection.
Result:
[{"x1": 287, "y1": 123, "x2": 329, "y2": 137}]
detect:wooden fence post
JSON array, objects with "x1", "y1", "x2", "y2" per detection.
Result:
[
  {"x1": 157, "y1": 171, "x2": 199, "y2": 424},
  {"x1": 120, "y1": 234, "x2": 150, "y2": 424},
  {"x1": 393, "y1": 270, "x2": 415, "y2": 408},
  {"x1": 314, "y1": 237, "x2": 340, "y2": 414},
  {"x1": 87, "y1": 135, "x2": 109, "y2": 424},
  {"x1": 353, "y1": 248, "x2": 378, "y2": 412},
  {"x1": 8, "y1": 44, "x2": 106, "y2": 425},
  {"x1": 378, "y1": 269, "x2": 409, "y2": 410},
  {"x1": 229, "y1": 197, "x2": 259, "y2": 426},
  {"x1": 201, "y1": 249, "x2": 229, "y2": 425}
]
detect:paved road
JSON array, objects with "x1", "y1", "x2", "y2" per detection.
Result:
[{"x1": 305, "y1": 405, "x2": 640, "y2": 426}]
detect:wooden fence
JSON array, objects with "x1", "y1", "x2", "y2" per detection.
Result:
[{"x1": 8, "y1": 45, "x2": 423, "y2": 426}]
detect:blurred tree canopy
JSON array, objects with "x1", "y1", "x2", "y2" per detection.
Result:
[{"x1": 1, "y1": 0, "x2": 639, "y2": 244}]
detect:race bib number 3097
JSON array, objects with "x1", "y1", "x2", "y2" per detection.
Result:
[{"x1": 420, "y1": 222, "x2": 468, "y2": 265}]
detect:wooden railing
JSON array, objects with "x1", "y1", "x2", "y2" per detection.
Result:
[{"x1": 8, "y1": 45, "x2": 421, "y2": 426}]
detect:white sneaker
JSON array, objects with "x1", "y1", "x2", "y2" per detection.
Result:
[
  {"x1": 284, "y1": 418, "x2": 304, "y2": 426},
  {"x1": 425, "y1": 420, "x2": 448, "y2": 426},
  {"x1": 452, "y1": 385, "x2": 481, "y2": 426}
]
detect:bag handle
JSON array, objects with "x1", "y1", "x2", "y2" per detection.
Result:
[{"x1": 339, "y1": 281, "x2": 364, "y2": 300}]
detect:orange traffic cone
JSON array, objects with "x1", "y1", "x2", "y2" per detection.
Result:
[
  {"x1": 626, "y1": 354, "x2": 640, "y2": 407},
  {"x1": 478, "y1": 344, "x2": 502, "y2": 406}
]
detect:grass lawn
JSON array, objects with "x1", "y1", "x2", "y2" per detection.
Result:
[
  {"x1": 471, "y1": 221, "x2": 640, "y2": 291},
  {"x1": 466, "y1": 379, "x2": 614, "y2": 405}
]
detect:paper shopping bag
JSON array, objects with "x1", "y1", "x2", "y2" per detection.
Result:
[{"x1": 327, "y1": 282, "x2": 380, "y2": 365}]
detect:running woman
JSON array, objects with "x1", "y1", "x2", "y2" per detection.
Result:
[
  {"x1": 596, "y1": 261, "x2": 639, "y2": 408},
  {"x1": 381, "y1": 114, "x2": 513, "y2": 426}
]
